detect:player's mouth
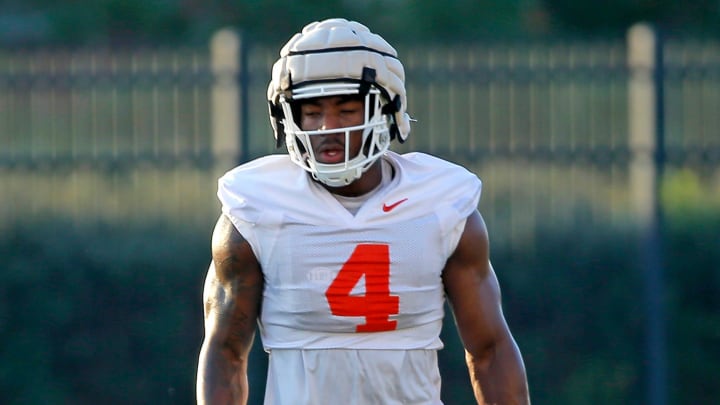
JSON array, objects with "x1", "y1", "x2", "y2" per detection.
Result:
[{"x1": 317, "y1": 144, "x2": 345, "y2": 164}]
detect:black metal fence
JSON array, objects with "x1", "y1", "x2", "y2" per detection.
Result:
[{"x1": 0, "y1": 27, "x2": 719, "y2": 231}]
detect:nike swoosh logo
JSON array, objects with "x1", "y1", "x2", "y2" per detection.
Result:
[{"x1": 382, "y1": 198, "x2": 408, "y2": 212}]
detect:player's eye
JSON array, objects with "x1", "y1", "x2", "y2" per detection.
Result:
[{"x1": 302, "y1": 108, "x2": 322, "y2": 118}]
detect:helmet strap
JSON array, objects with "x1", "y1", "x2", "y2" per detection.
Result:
[{"x1": 358, "y1": 67, "x2": 377, "y2": 97}]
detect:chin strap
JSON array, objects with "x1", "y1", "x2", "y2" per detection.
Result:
[{"x1": 268, "y1": 101, "x2": 285, "y2": 148}]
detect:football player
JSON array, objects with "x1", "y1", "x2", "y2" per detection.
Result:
[{"x1": 197, "y1": 18, "x2": 530, "y2": 405}]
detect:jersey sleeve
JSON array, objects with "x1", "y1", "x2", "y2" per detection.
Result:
[
  {"x1": 438, "y1": 172, "x2": 481, "y2": 256},
  {"x1": 217, "y1": 167, "x2": 263, "y2": 259},
  {"x1": 216, "y1": 156, "x2": 295, "y2": 260}
]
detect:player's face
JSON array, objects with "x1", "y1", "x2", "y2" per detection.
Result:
[{"x1": 300, "y1": 96, "x2": 364, "y2": 164}]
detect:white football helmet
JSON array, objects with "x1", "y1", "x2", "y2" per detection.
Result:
[{"x1": 267, "y1": 18, "x2": 412, "y2": 187}]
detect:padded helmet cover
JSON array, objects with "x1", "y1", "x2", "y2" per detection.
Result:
[{"x1": 267, "y1": 18, "x2": 411, "y2": 145}]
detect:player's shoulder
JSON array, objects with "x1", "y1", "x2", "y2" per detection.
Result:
[
  {"x1": 387, "y1": 151, "x2": 479, "y2": 183},
  {"x1": 391, "y1": 150, "x2": 453, "y2": 165},
  {"x1": 217, "y1": 154, "x2": 310, "y2": 226},
  {"x1": 221, "y1": 154, "x2": 294, "y2": 181},
  {"x1": 219, "y1": 154, "x2": 306, "y2": 193},
  {"x1": 380, "y1": 151, "x2": 482, "y2": 230}
]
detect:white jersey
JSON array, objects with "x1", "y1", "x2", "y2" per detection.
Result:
[{"x1": 218, "y1": 151, "x2": 482, "y2": 404}]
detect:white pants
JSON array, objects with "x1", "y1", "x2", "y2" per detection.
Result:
[{"x1": 263, "y1": 348, "x2": 443, "y2": 405}]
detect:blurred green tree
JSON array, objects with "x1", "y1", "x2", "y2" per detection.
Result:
[
  {"x1": 2, "y1": 209, "x2": 718, "y2": 404},
  {"x1": 540, "y1": 0, "x2": 720, "y2": 36},
  {"x1": 9, "y1": 0, "x2": 717, "y2": 46}
]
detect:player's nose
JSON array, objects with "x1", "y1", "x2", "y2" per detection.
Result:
[{"x1": 319, "y1": 111, "x2": 342, "y2": 131}]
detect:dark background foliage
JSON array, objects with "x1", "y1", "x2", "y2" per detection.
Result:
[
  {"x1": 0, "y1": 220, "x2": 207, "y2": 404},
  {"x1": 2, "y1": 0, "x2": 719, "y2": 47},
  {"x1": 1, "y1": 211, "x2": 717, "y2": 404}
]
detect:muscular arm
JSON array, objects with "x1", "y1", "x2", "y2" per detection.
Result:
[
  {"x1": 196, "y1": 215, "x2": 263, "y2": 405},
  {"x1": 442, "y1": 211, "x2": 530, "y2": 405}
]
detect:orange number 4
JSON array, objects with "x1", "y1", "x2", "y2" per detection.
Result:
[{"x1": 325, "y1": 244, "x2": 399, "y2": 332}]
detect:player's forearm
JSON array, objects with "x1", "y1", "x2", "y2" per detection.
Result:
[
  {"x1": 196, "y1": 343, "x2": 249, "y2": 405},
  {"x1": 466, "y1": 338, "x2": 530, "y2": 405}
]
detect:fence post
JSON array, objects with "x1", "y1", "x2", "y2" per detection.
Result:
[
  {"x1": 211, "y1": 28, "x2": 242, "y2": 174},
  {"x1": 627, "y1": 22, "x2": 667, "y2": 405}
]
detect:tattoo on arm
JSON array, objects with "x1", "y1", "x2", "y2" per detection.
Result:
[{"x1": 208, "y1": 214, "x2": 263, "y2": 355}]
